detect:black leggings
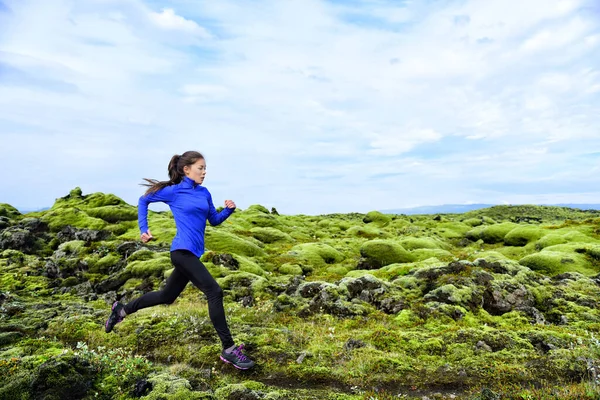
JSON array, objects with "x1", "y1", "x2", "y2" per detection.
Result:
[{"x1": 124, "y1": 249, "x2": 234, "y2": 349}]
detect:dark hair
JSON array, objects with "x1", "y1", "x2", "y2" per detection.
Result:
[{"x1": 142, "y1": 151, "x2": 205, "y2": 195}]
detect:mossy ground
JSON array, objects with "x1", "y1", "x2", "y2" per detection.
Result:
[{"x1": 1, "y1": 191, "x2": 600, "y2": 399}]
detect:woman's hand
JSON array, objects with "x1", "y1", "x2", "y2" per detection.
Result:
[
  {"x1": 141, "y1": 230, "x2": 154, "y2": 243},
  {"x1": 224, "y1": 200, "x2": 236, "y2": 209}
]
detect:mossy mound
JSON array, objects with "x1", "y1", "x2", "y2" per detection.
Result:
[
  {"x1": 360, "y1": 240, "x2": 416, "y2": 266},
  {"x1": 346, "y1": 225, "x2": 388, "y2": 239},
  {"x1": 535, "y1": 231, "x2": 598, "y2": 249},
  {"x1": 250, "y1": 227, "x2": 293, "y2": 244},
  {"x1": 466, "y1": 222, "x2": 518, "y2": 244},
  {"x1": 463, "y1": 204, "x2": 596, "y2": 222},
  {"x1": 504, "y1": 226, "x2": 546, "y2": 246},
  {"x1": 284, "y1": 243, "x2": 345, "y2": 272},
  {"x1": 0, "y1": 203, "x2": 21, "y2": 219},
  {"x1": 363, "y1": 211, "x2": 391, "y2": 227},
  {"x1": 399, "y1": 237, "x2": 447, "y2": 250},
  {"x1": 41, "y1": 209, "x2": 107, "y2": 232},
  {"x1": 205, "y1": 229, "x2": 265, "y2": 257},
  {"x1": 127, "y1": 255, "x2": 172, "y2": 278},
  {"x1": 519, "y1": 251, "x2": 598, "y2": 276},
  {"x1": 86, "y1": 205, "x2": 138, "y2": 223}
]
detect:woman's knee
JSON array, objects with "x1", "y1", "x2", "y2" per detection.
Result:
[
  {"x1": 206, "y1": 284, "x2": 223, "y2": 299},
  {"x1": 159, "y1": 291, "x2": 178, "y2": 305}
]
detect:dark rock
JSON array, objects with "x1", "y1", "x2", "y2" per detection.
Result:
[
  {"x1": 0, "y1": 331, "x2": 24, "y2": 346},
  {"x1": 132, "y1": 379, "x2": 152, "y2": 398},
  {"x1": 356, "y1": 257, "x2": 382, "y2": 270},
  {"x1": 241, "y1": 295, "x2": 254, "y2": 307},
  {"x1": 475, "y1": 340, "x2": 492, "y2": 352},
  {"x1": 483, "y1": 283, "x2": 534, "y2": 315},
  {"x1": 212, "y1": 253, "x2": 239, "y2": 270},
  {"x1": 19, "y1": 218, "x2": 49, "y2": 234},
  {"x1": 433, "y1": 215, "x2": 442, "y2": 221},
  {"x1": 346, "y1": 275, "x2": 384, "y2": 298},
  {"x1": 298, "y1": 282, "x2": 323, "y2": 298},
  {"x1": 379, "y1": 297, "x2": 406, "y2": 314},
  {"x1": 0, "y1": 216, "x2": 11, "y2": 230},
  {"x1": 473, "y1": 259, "x2": 510, "y2": 274},
  {"x1": 517, "y1": 306, "x2": 547, "y2": 325},
  {"x1": 94, "y1": 271, "x2": 132, "y2": 293},
  {"x1": 30, "y1": 355, "x2": 95, "y2": 400},
  {"x1": 271, "y1": 207, "x2": 279, "y2": 215},
  {"x1": 57, "y1": 226, "x2": 110, "y2": 243},
  {"x1": 474, "y1": 271, "x2": 494, "y2": 286},
  {"x1": 284, "y1": 275, "x2": 304, "y2": 295},
  {"x1": 135, "y1": 278, "x2": 154, "y2": 293},
  {"x1": 0, "y1": 227, "x2": 38, "y2": 253},
  {"x1": 116, "y1": 241, "x2": 142, "y2": 257},
  {"x1": 223, "y1": 387, "x2": 261, "y2": 400},
  {"x1": 344, "y1": 338, "x2": 366, "y2": 351},
  {"x1": 413, "y1": 261, "x2": 471, "y2": 281}
]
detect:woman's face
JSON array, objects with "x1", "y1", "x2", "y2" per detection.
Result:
[{"x1": 184, "y1": 158, "x2": 206, "y2": 185}]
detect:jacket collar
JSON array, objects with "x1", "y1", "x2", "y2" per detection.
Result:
[{"x1": 182, "y1": 176, "x2": 199, "y2": 188}]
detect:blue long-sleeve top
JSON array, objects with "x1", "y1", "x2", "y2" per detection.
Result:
[{"x1": 138, "y1": 176, "x2": 234, "y2": 257}]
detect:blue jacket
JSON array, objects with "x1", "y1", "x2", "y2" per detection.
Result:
[{"x1": 138, "y1": 176, "x2": 234, "y2": 257}]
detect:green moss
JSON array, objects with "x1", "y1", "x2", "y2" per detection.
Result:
[
  {"x1": 250, "y1": 227, "x2": 293, "y2": 244},
  {"x1": 57, "y1": 240, "x2": 87, "y2": 255},
  {"x1": 463, "y1": 217, "x2": 483, "y2": 227},
  {"x1": 143, "y1": 373, "x2": 210, "y2": 399},
  {"x1": 236, "y1": 255, "x2": 267, "y2": 276},
  {"x1": 399, "y1": 237, "x2": 447, "y2": 250},
  {"x1": 466, "y1": 222, "x2": 518, "y2": 244},
  {"x1": 519, "y1": 251, "x2": 598, "y2": 276},
  {"x1": 346, "y1": 225, "x2": 388, "y2": 239},
  {"x1": 205, "y1": 229, "x2": 265, "y2": 257},
  {"x1": 291, "y1": 243, "x2": 344, "y2": 264},
  {"x1": 217, "y1": 271, "x2": 267, "y2": 290},
  {"x1": 246, "y1": 204, "x2": 270, "y2": 214},
  {"x1": 0, "y1": 203, "x2": 21, "y2": 218},
  {"x1": 86, "y1": 205, "x2": 137, "y2": 223},
  {"x1": 128, "y1": 256, "x2": 171, "y2": 278},
  {"x1": 41, "y1": 209, "x2": 106, "y2": 232},
  {"x1": 278, "y1": 263, "x2": 303, "y2": 275},
  {"x1": 363, "y1": 211, "x2": 391, "y2": 227},
  {"x1": 127, "y1": 248, "x2": 157, "y2": 262},
  {"x1": 504, "y1": 226, "x2": 545, "y2": 246},
  {"x1": 360, "y1": 240, "x2": 416, "y2": 266},
  {"x1": 411, "y1": 248, "x2": 454, "y2": 262}
]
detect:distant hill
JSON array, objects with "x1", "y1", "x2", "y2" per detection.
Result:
[{"x1": 381, "y1": 203, "x2": 600, "y2": 215}]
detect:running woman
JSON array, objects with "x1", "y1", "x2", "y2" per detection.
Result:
[{"x1": 104, "y1": 150, "x2": 255, "y2": 370}]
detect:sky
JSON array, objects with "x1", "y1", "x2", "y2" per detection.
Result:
[{"x1": 0, "y1": 0, "x2": 599, "y2": 215}]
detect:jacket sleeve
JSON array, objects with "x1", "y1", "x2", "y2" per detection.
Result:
[
  {"x1": 138, "y1": 185, "x2": 176, "y2": 234},
  {"x1": 206, "y1": 190, "x2": 234, "y2": 226}
]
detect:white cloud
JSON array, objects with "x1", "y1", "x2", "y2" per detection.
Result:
[
  {"x1": 0, "y1": 0, "x2": 599, "y2": 214},
  {"x1": 148, "y1": 7, "x2": 210, "y2": 36}
]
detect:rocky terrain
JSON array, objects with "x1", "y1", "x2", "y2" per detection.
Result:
[{"x1": 1, "y1": 187, "x2": 600, "y2": 399}]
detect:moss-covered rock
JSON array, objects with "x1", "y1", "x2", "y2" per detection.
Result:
[
  {"x1": 0, "y1": 203, "x2": 21, "y2": 219},
  {"x1": 519, "y1": 251, "x2": 597, "y2": 276},
  {"x1": 86, "y1": 205, "x2": 138, "y2": 223},
  {"x1": 205, "y1": 229, "x2": 265, "y2": 257},
  {"x1": 399, "y1": 237, "x2": 447, "y2": 250},
  {"x1": 41, "y1": 209, "x2": 107, "y2": 232},
  {"x1": 346, "y1": 225, "x2": 388, "y2": 239},
  {"x1": 359, "y1": 240, "x2": 415, "y2": 267},
  {"x1": 504, "y1": 226, "x2": 545, "y2": 246},
  {"x1": 128, "y1": 256, "x2": 171, "y2": 278},
  {"x1": 362, "y1": 211, "x2": 391, "y2": 227},
  {"x1": 466, "y1": 222, "x2": 518, "y2": 244},
  {"x1": 250, "y1": 227, "x2": 293, "y2": 244}
]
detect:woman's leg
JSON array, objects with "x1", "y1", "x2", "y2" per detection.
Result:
[
  {"x1": 123, "y1": 265, "x2": 190, "y2": 315},
  {"x1": 170, "y1": 250, "x2": 234, "y2": 349}
]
